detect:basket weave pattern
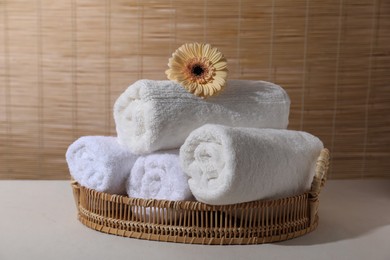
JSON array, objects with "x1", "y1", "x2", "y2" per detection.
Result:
[{"x1": 71, "y1": 149, "x2": 329, "y2": 245}]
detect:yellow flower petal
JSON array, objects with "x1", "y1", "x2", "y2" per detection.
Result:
[
  {"x1": 207, "y1": 85, "x2": 215, "y2": 96},
  {"x1": 214, "y1": 60, "x2": 228, "y2": 70},
  {"x1": 202, "y1": 43, "x2": 211, "y2": 57},
  {"x1": 215, "y1": 70, "x2": 228, "y2": 79},
  {"x1": 194, "y1": 85, "x2": 203, "y2": 96}
]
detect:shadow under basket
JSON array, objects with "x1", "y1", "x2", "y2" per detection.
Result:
[{"x1": 71, "y1": 149, "x2": 330, "y2": 245}]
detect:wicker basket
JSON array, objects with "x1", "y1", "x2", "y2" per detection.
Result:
[{"x1": 71, "y1": 149, "x2": 329, "y2": 245}]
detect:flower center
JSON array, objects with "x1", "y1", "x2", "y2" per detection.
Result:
[
  {"x1": 191, "y1": 64, "x2": 205, "y2": 76},
  {"x1": 185, "y1": 58, "x2": 215, "y2": 84}
]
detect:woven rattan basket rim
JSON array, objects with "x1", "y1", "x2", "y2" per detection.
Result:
[
  {"x1": 71, "y1": 148, "x2": 330, "y2": 245},
  {"x1": 76, "y1": 185, "x2": 311, "y2": 209}
]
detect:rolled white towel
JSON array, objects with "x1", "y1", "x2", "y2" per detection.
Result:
[
  {"x1": 66, "y1": 136, "x2": 137, "y2": 195},
  {"x1": 127, "y1": 150, "x2": 193, "y2": 201},
  {"x1": 114, "y1": 79, "x2": 290, "y2": 154},
  {"x1": 180, "y1": 124, "x2": 324, "y2": 205},
  {"x1": 127, "y1": 150, "x2": 193, "y2": 223}
]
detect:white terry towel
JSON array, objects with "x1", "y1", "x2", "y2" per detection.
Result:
[
  {"x1": 127, "y1": 150, "x2": 193, "y2": 223},
  {"x1": 66, "y1": 136, "x2": 137, "y2": 195},
  {"x1": 127, "y1": 150, "x2": 193, "y2": 201},
  {"x1": 180, "y1": 124, "x2": 324, "y2": 205},
  {"x1": 114, "y1": 79, "x2": 290, "y2": 154}
]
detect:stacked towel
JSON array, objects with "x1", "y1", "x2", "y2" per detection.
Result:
[
  {"x1": 127, "y1": 150, "x2": 193, "y2": 222},
  {"x1": 66, "y1": 136, "x2": 137, "y2": 195},
  {"x1": 180, "y1": 124, "x2": 324, "y2": 205},
  {"x1": 113, "y1": 79, "x2": 290, "y2": 154},
  {"x1": 66, "y1": 78, "x2": 324, "y2": 208},
  {"x1": 127, "y1": 150, "x2": 193, "y2": 201}
]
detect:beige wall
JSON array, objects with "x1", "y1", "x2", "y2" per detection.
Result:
[{"x1": 0, "y1": 0, "x2": 389, "y2": 179}]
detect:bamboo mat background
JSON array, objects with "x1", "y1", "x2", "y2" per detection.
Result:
[{"x1": 0, "y1": 0, "x2": 389, "y2": 180}]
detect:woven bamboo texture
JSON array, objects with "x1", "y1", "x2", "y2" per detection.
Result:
[
  {"x1": 71, "y1": 149, "x2": 329, "y2": 245},
  {"x1": 0, "y1": 1, "x2": 389, "y2": 180}
]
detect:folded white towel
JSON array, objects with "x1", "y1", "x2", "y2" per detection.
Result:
[
  {"x1": 127, "y1": 150, "x2": 193, "y2": 201},
  {"x1": 114, "y1": 79, "x2": 290, "y2": 154},
  {"x1": 66, "y1": 136, "x2": 137, "y2": 195},
  {"x1": 180, "y1": 124, "x2": 324, "y2": 205}
]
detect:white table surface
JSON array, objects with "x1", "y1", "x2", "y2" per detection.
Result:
[{"x1": 0, "y1": 179, "x2": 389, "y2": 260}]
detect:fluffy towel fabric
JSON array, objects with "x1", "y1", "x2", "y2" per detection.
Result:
[
  {"x1": 180, "y1": 124, "x2": 324, "y2": 205},
  {"x1": 66, "y1": 136, "x2": 137, "y2": 195},
  {"x1": 127, "y1": 150, "x2": 193, "y2": 201},
  {"x1": 114, "y1": 79, "x2": 290, "y2": 154}
]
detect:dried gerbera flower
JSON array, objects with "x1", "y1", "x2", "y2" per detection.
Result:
[{"x1": 165, "y1": 43, "x2": 228, "y2": 98}]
